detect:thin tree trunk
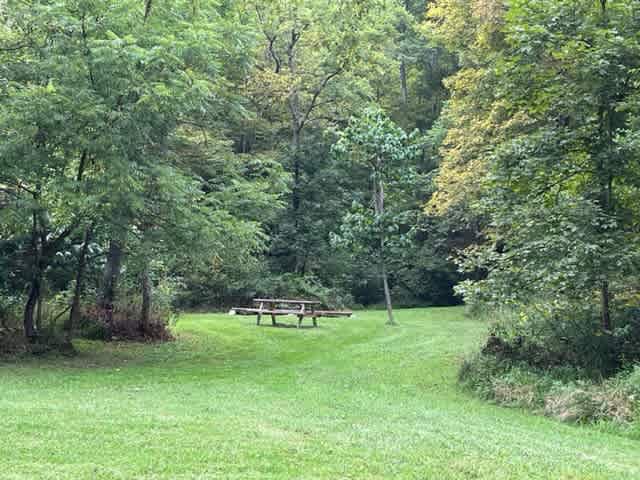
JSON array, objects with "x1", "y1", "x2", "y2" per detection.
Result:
[
  {"x1": 23, "y1": 213, "x2": 40, "y2": 339},
  {"x1": 601, "y1": 281, "x2": 611, "y2": 331},
  {"x1": 36, "y1": 294, "x2": 43, "y2": 332},
  {"x1": 291, "y1": 131, "x2": 305, "y2": 274},
  {"x1": 286, "y1": 28, "x2": 306, "y2": 274},
  {"x1": 24, "y1": 278, "x2": 40, "y2": 339},
  {"x1": 100, "y1": 239, "x2": 123, "y2": 329},
  {"x1": 66, "y1": 226, "x2": 92, "y2": 339},
  {"x1": 290, "y1": 110, "x2": 304, "y2": 273},
  {"x1": 381, "y1": 263, "x2": 395, "y2": 325},
  {"x1": 144, "y1": 0, "x2": 153, "y2": 22},
  {"x1": 140, "y1": 265, "x2": 151, "y2": 333},
  {"x1": 373, "y1": 170, "x2": 395, "y2": 325},
  {"x1": 400, "y1": 60, "x2": 408, "y2": 107},
  {"x1": 291, "y1": 127, "x2": 301, "y2": 215}
]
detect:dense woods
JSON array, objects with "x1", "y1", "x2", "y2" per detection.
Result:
[
  {"x1": 1, "y1": 0, "x2": 640, "y2": 389},
  {"x1": 0, "y1": 0, "x2": 462, "y2": 346}
]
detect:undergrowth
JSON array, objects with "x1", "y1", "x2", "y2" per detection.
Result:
[{"x1": 459, "y1": 306, "x2": 640, "y2": 434}]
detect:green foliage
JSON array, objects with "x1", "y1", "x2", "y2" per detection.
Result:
[
  {"x1": 331, "y1": 107, "x2": 419, "y2": 263},
  {"x1": 476, "y1": 306, "x2": 640, "y2": 377},
  {"x1": 0, "y1": 0, "x2": 474, "y2": 342},
  {"x1": 332, "y1": 107, "x2": 419, "y2": 172},
  {"x1": 254, "y1": 273, "x2": 353, "y2": 308},
  {"x1": 429, "y1": 0, "x2": 640, "y2": 344},
  {"x1": 0, "y1": 0, "x2": 289, "y2": 338}
]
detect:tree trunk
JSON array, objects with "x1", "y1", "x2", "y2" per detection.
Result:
[
  {"x1": 381, "y1": 263, "x2": 395, "y2": 325},
  {"x1": 24, "y1": 277, "x2": 40, "y2": 339},
  {"x1": 286, "y1": 29, "x2": 306, "y2": 274},
  {"x1": 373, "y1": 171, "x2": 395, "y2": 325},
  {"x1": 100, "y1": 239, "x2": 123, "y2": 328},
  {"x1": 601, "y1": 281, "x2": 611, "y2": 331},
  {"x1": 291, "y1": 127, "x2": 301, "y2": 214},
  {"x1": 400, "y1": 60, "x2": 408, "y2": 108},
  {"x1": 23, "y1": 213, "x2": 41, "y2": 339},
  {"x1": 140, "y1": 265, "x2": 152, "y2": 333},
  {"x1": 66, "y1": 226, "x2": 92, "y2": 339},
  {"x1": 36, "y1": 294, "x2": 43, "y2": 332},
  {"x1": 144, "y1": 0, "x2": 153, "y2": 22},
  {"x1": 290, "y1": 122, "x2": 304, "y2": 273}
]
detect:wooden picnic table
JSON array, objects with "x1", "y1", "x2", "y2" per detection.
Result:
[{"x1": 231, "y1": 298, "x2": 352, "y2": 328}]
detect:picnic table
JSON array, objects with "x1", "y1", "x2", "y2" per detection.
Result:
[{"x1": 230, "y1": 298, "x2": 352, "y2": 328}]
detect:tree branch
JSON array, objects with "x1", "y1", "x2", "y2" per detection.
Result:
[
  {"x1": 298, "y1": 66, "x2": 344, "y2": 132},
  {"x1": 255, "y1": 5, "x2": 282, "y2": 73}
]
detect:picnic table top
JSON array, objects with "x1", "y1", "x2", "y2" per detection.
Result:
[{"x1": 253, "y1": 298, "x2": 321, "y2": 305}]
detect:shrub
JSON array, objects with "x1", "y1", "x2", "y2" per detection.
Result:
[
  {"x1": 480, "y1": 306, "x2": 640, "y2": 377},
  {"x1": 623, "y1": 365, "x2": 640, "y2": 396},
  {"x1": 79, "y1": 304, "x2": 174, "y2": 342},
  {"x1": 544, "y1": 377, "x2": 637, "y2": 424},
  {"x1": 461, "y1": 306, "x2": 640, "y2": 428},
  {"x1": 0, "y1": 291, "x2": 22, "y2": 330},
  {"x1": 460, "y1": 352, "x2": 640, "y2": 426},
  {"x1": 491, "y1": 375, "x2": 538, "y2": 408},
  {"x1": 0, "y1": 327, "x2": 27, "y2": 355},
  {"x1": 254, "y1": 273, "x2": 353, "y2": 308},
  {"x1": 460, "y1": 353, "x2": 552, "y2": 409}
]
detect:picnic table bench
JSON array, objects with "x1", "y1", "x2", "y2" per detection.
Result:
[{"x1": 231, "y1": 298, "x2": 352, "y2": 328}]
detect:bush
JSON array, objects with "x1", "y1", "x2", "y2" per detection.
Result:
[
  {"x1": 461, "y1": 305, "x2": 640, "y2": 427},
  {"x1": 0, "y1": 327, "x2": 27, "y2": 355},
  {"x1": 0, "y1": 291, "x2": 22, "y2": 330},
  {"x1": 623, "y1": 365, "x2": 640, "y2": 396},
  {"x1": 254, "y1": 273, "x2": 353, "y2": 308},
  {"x1": 79, "y1": 304, "x2": 174, "y2": 342},
  {"x1": 459, "y1": 353, "x2": 510, "y2": 399},
  {"x1": 459, "y1": 353, "x2": 551, "y2": 409},
  {"x1": 75, "y1": 268, "x2": 179, "y2": 342},
  {"x1": 480, "y1": 306, "x2": 640, "y2": 377},
  {"x1": 459, "y1": 352, "x2": 640, "y2": 426}
]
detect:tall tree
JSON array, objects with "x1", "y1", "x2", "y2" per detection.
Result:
[
  {"x1": 332, "y1": 107, "x2": 418, "y2": 325},
  {"x1": 247, "y1": 0, "x2": 398, "y2": 273},
  {"x1": 428, "y1": 0, "x2": 640, "y2": 329},
  {"x1": 0, "y1": 0, "x2": 259, "y2": 338}
]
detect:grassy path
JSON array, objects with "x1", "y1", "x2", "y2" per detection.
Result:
[{"x1": 1, "y1": 307, "x2": 638, "y2": 479}]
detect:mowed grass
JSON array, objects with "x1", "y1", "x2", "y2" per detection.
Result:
[{"x1": 1, "y1": 308, "x2": 639, "y2": 479}]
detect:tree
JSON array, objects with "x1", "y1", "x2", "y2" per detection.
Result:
[
  {"x1": 429, "y1": 0, "x2": 640, "y2": 330},
  {"x1": 245, "y1": 0, "x2": 400, "y2": 274},
  {"x1": 332, "y1": 107, "x2": 418, "y2": 325},
  {"x1": 0, "y1": 0, "x2": 266, "y2": 339}
]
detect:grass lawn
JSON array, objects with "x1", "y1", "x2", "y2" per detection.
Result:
[{"x1": 1, "y1": 307, "x2": 639, "y2": 479}]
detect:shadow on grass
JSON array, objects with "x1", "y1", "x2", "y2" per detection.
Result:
[{"x1": 258, "y1": 322, "x2": 318, "y2": 329}]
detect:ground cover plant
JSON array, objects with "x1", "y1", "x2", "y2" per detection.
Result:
[{"x1": 1, "y1": 308, "x2": 639, "y2": 480}]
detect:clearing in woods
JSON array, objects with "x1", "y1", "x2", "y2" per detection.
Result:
[{"x1": 1, "y1": 307, "x2": 639, "y2": 479}]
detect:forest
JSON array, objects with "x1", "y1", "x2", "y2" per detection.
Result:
[
  {"x1": 1, "y1": 0, "x2": 466, "y2": 341},
  {"x1": 1, "y1": 2, "x2": 640, "y2": 475}
]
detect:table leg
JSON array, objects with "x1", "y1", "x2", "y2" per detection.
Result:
[
  {"x1": 297, "y1": 303, "x2": 305, "y2": 328},
  {"x1": 270, "y1": 302, "x2": 276, "y2": 326},
  {"x1": 257, "y1": 302, "x2": 264, "y2": 326}
]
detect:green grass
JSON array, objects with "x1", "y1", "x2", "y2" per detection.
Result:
[{"x1": 1, "y1": 307, "x2": 638, "y2": 479}]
